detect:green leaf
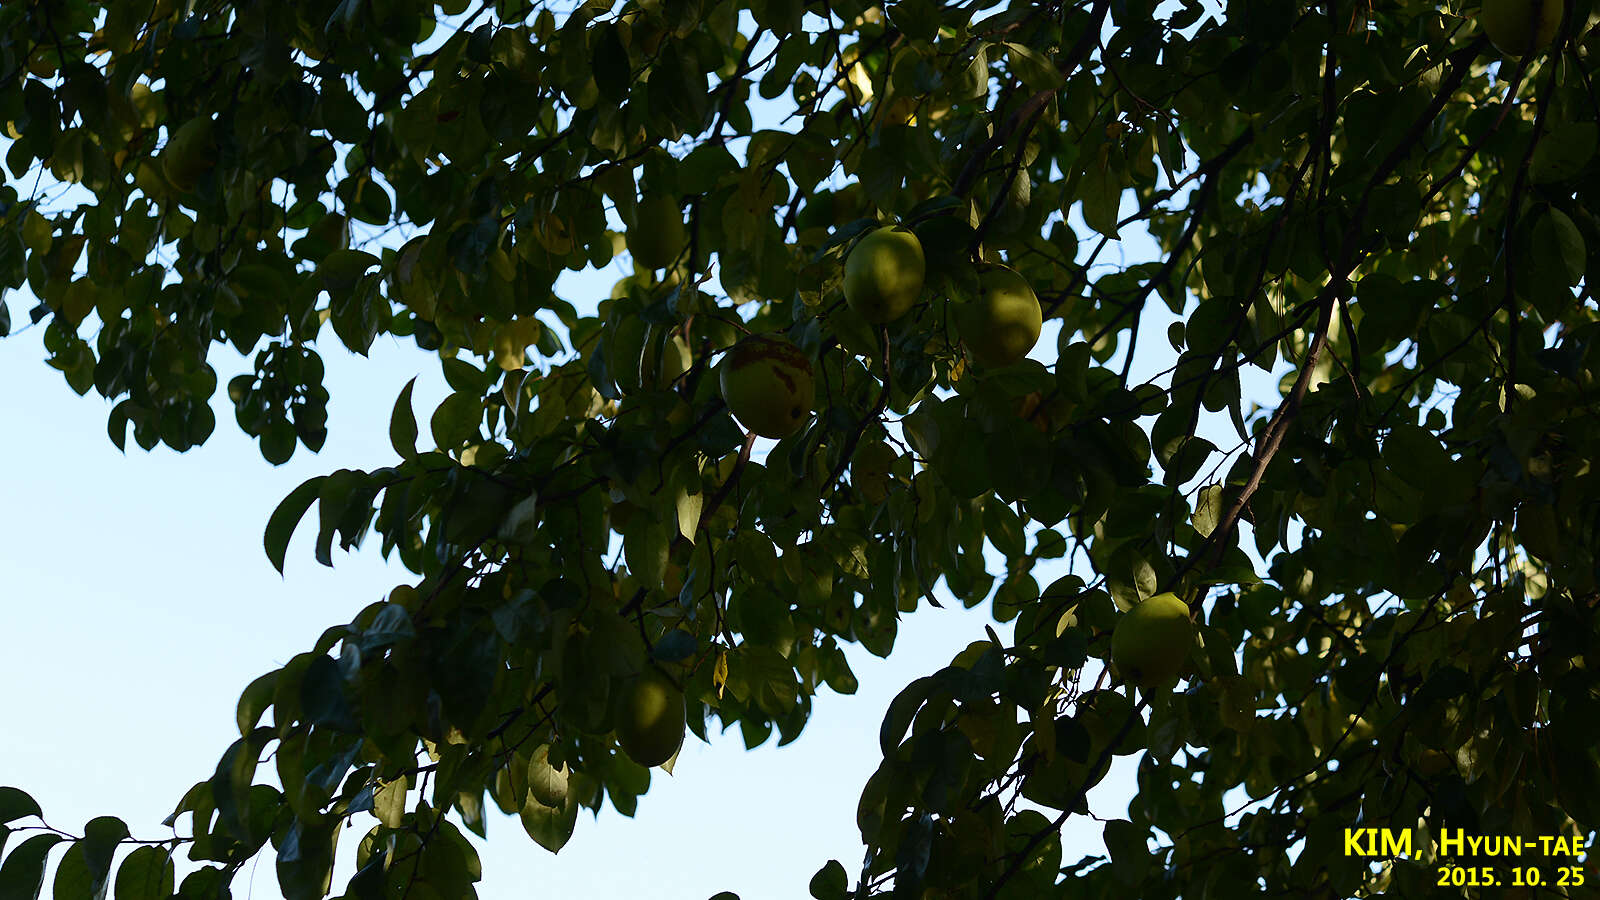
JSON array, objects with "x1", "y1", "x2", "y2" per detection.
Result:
[
  {"x1": 498, "y1": 492, "x2": 540, "y2": 544},
  {"x1": 888, "y1": 0, "x2": 940, "y2": 43},
  {"x1": 1531, "y1": 206, "x2": 1585, "y2": 285},
  {"x1": 173, "y1": 867, "x2": 229, "y2": 900},
  {"x1": 314, "y1": 470, "x2": 362, "y2": 568},
  {"x1": 1079, "y1": 145, "x2": 1122, "y2": 238},
  {"x1": 1529, "y1": 122, "x2": 1597, "y2": 183},
  {"x1": 79, "y1": 817, "x2": 126, "y2": 893},
  {"x1": 808, "y1": 859, "x2": 848, "y2": 900},
  {"x1": 0, "y1": 833, "x2": 64, "y2": 900},
  {"x1": 591, "y1": 23, "x2": 629, "y2": 104},
  {"x1": 274, "y1": 817, "x2": 339, "y2": 900},
  {"x1": 519, "y1": 787, "x2": 578, "y2": 853},
  {"x1": 50, "y1": 842, "x2": 94, "y2": 900},
  {"x1": 1003, "y1": 42, "x2": 1064, "y2": 91},
  {"x1": 983, "y1": 500, "x2": 1025, "y2": 558},
  {"x1": 652, "y1": 629, "x2": 697, "y2": 662},
  {"x1": 264, "y1": 476, "x2": 326, "y2": 574},
  {"x1": 374, "y1": 778, "x2": 407, "y2": 830},
  {"x1": 901, "y1": 404, "x2": 941, "y2": 461},
  {"x1": 315, "y1": 79, "x2": 368, "y2": 143},
  {"x1": 950, "y1": 45, "x2": 989, "y2": 100},
  {"x1": 430, "y1": 391, "x2": 482, "y2": 450},
  {"x1": 300, "y1": 653, "x2": 356, "y2": 730},
  {"x1": 112, "y1": 846, "x2": 173, "y2": 900},
  {"x1": 624, "y1": 520, "x2": 670, "y2": 589},
  {"x1": 210, "y1": 731, "x2": 269, "y2": 842},
  {"x1": 0, "y1": 789, "x2": 40, "y2": 825},
  {"x1": 753, "y1": 0, "x2": 802, "y2": 36},
  {"x1": 337, "y1": 175, "x2": 392, "y2": 227},
  {"x1": 260, "y1": 420, "x2": 298, "y2": 465},
  {"x1": 1104, "y1": 818, "x2": 1151, "y2": 882},
  {"x1": 236, "y1": 671, "x2": 279, "y2": 736},
  {"x1": 389, "y1": 377, "x2": 419, "y2": 460},
  {"x1": 650, "y1": 42, "x2": 708, "y2": 134},
  {"x1": 1383, "y1": 423, "x2": 1448, "y2": 487},
  {"x1": 880, "y1": 676, "x2": 934, "y2": 755},
  {"x1": 1193, "y1": 484, "x2": 1223, "y2": 538},
  {"x1": 359, "y1": 603, "x2": 415, "y2": 654}
]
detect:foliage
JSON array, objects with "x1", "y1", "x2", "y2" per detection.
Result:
[{"x1": 4, "y1": 0, "x2": 1600, "y2": 896}]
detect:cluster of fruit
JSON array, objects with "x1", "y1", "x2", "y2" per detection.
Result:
[
  {"x1": 626, "y1": 206, "x2": 1046, "y2": 441},
  {"x1": 601, "y1": 581, "x2": 1197, "y2": 773},
  {"x1": 594, "y1": 0, "x2": 1573, "y2": 768}
]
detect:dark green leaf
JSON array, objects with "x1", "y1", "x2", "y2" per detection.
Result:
[
  {"x1": 389, "y1": 377, "x2": 419, "y2": 461},
  {"x1": 0, "y1": 833, "x2": 64, "y2": 900},
  {"x1": 300, "y1": 654, "x2": 356, "y2": 731},
  {"x1": 264, "y1": 476, "x2": 326, "y2": 574},
  {"x1": 430, "y1": 391, "x2": 482, "y2": 451},
  {"x1": 880, "y1": 676, "x2": 933, "y2": 755},
  {"x1": 652, "y1": 629, "x2": 697, "y2": 662},
  {"x1": 236, "y1": 671, "x2": 279, "y2": 737},
  {"x1": 0, "y1": 790, "x2": 40, "y2": 826},
  {"x1": 888, "y1": 0, "x2": 940, "y2": 42},
  {"x1": 112, "y1": 846, "x2": 173, "y2": 900},
  {"x1": 50, "y1": 842, "x2": 94, "y2": 900},
  {"x1": 519, "y1": 788, "x2": 579, "y2": 853},
  {"x1": 808, "y1": 859, "x2": 848, "y2": 900},
  {"x1": 1079, "y1": 146, "x2": 1122, "y2": 239},
  {"x1": 591, "y1": 24, "x2": 629, "y2": 104},
  {"x1": 79, "y1": 816, "x2": 126, "y2": 893}
]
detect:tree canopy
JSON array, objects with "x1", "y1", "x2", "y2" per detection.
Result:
[{"x1": 3, "y1": 0, "x2": 1600, "y2": 896}]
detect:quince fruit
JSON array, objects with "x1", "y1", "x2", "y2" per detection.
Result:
[
  {"x1": 718, "y1": 335, "x2": 814, "y2": 439},
  {"x1": 852, "y1": 439, "x2": 897, "y2": 503},
  {"x1": 843, "y1": 225, "x2": 925, "y2": 324},
  {"x1": 1110, "y1": 592, "x2": 1194, "y2": 691},
  {"x1": 627, "y1": 194, "x2": 685, "y2": 271},
  {"x1": 1480, "y1": 0, "x2": 1561, "y2": 56},
  {"x1": 957, "y1": 265, "x2": 1042, "y2": 368},
  {"x1": 161, "y1": 117, "x2": 217, "y2": 192},
  {"x1": 615, "y1": 669, "x2": 685, "y2": 768}
]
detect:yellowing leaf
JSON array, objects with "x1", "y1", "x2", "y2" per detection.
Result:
[
  {"x1": 1193, "y1": 484, "x2": 1224, "y2": 538},
  {"x1": 674, "y1": 483, "x2": 703, "y2": 543},
  {"x1": 714, "y1": 648, "x2": 729, "y2": 700},
  {"x1": 492, "y1": 317, "x2": 543, "y2": 371},
  {"x1": 535, "y1": 212, "x2": 573, "y2": 255}
]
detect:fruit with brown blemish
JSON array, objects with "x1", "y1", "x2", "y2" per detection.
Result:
[{"x1": 718, "y1": 335, "x2": 815, "y2": 439}]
